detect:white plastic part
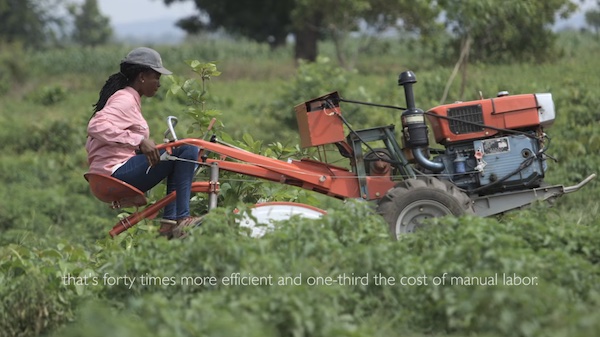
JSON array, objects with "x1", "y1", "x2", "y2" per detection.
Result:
[
  {"x1": 535, "y1": 93, "x2": 556, "y2": 127},
  {"x1": 238, "y1": 202, "x2": 326, "y2": 238}
]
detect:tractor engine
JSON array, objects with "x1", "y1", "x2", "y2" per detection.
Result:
[{"x1": 424, "y1": 92, "x2": 556, "y2": 194}]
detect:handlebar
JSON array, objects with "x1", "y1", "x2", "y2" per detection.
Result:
[{"x1": 164, "y1": 116, "x2": 179, "y2": 142}]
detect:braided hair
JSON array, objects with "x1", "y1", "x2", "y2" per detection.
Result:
[{"x1": 91, "y1": 62, "x2": 152, "y2": 116}]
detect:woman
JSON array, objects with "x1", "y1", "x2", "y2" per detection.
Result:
[{"x1": 86, "y1": 47, "x2": 200, "y2": 239}]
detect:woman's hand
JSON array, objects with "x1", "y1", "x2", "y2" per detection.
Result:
[{"x1": 139, "y1": 138, "x2": 160, "y2": 166}]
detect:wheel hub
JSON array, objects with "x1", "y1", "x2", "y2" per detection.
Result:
[{"x1": 396, "y1": 200, "x2": 452, "y2": 233}]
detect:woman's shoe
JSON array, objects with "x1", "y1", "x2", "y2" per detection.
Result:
[
  {"x1": 158, "y1": 219, "x2": 177, "y2": 239},
  {"x1": 172, "y1": 216, "x2": 204, "y2": 239}
]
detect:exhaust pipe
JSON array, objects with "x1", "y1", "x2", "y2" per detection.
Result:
[
  {"x1": 398, "y1": 71, "x2": 445, "y2": 173},
  {"x1": 412, "y1": 147, "x2": 445, "y2": 173}
]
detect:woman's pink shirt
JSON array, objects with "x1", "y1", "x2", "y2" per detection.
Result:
[{"x1": 86, "y1": 86, "x2": 149, "y2": 175}]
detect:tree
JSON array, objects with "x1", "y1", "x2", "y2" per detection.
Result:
[
  {"x1": 165, "y1": 0, "x2": 294, "y2": 49},
  {"x1": 163, "y1": 0, "x2": 438, "y2": 63},
  {"x1": 585, "y1": 1, "x2": 600, "y2": 34},
  {"x1": 164, "y1": 0, "x2": 576, "y2": 67},
  {"x1": 68, "y1": 0, "x2": 112, "y2": 47},
  {"x1": 0, "y1": 0, "x2": 66, "y2": 48}
]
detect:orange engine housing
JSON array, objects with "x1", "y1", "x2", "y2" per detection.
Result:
[{"x1": 426, "y1": 93, "x2": 555, "y2": 144}]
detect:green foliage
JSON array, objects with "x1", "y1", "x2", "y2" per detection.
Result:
[
  {"x1": 0, "y1": 42, "x2": 28, "y2": 95},
  {"x1": 167, "y1": 60, "x2": 324, "y2": 209},
  {"x1": 293, "y1": 0, "x2": 440, "y2": 66},
  {"x1": 3, "y1": 202, "x2": 600, "y2": 337},
  {"x1": 259, "y1": 56, "x2": 404, "y2": 143},
  {"x1": 213, "y1": 133, "x2": 320, "y2": 207},
  {"x1": 27, "y1": 84, "x2": 67, "y2": 106},
  {"x1": 167, "y1": 60, "x2": 222, "y2": 135},
  {"x1": 68, "y1": 0, "x2": 112, "y2": 47},
  {"x1": 0, "y1": 0, "x2": 67, "y2": 48},
  {"x1": 165, "y1": 0, "x2": 294, "y2": 49},
  {"x1": 264, "y1": 57, "x2": 352, "y2": 132},
  {"x1": 437, "y1": 0, "x2": 578, "y2": 63},
  {"x1": 0, "y1": 152, "x2": 113, "y2": 238},
  {"x1": 166, "y1": 0, "x2": 575, "y2": 65},
  {"x1": 585, "y1": 1, "x2": 600, "y2": 34},
  {"x1": 0, "y1": 0, "x2": 112, "y2": 49},
  {"x1": 0, "y1": 116, "x2": 86, "y2": 154},
  {"x1": 25, "y1": 46, "x2": 155, "y2": 79},
  {"x1": 0, "y1": 239, "x2": 98, "y2": 337}
]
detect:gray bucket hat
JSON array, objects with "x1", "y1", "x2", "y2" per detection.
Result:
[{"x1": 122, "y1": 47, "x2": 172, "y2": 75}]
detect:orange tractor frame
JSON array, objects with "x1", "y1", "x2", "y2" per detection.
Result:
[{"x1": 85, "y1": 71, "x2": 595, "y2": 238}]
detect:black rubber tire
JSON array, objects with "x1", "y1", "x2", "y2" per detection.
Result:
[{"x1": 377, "y1": 177, "x2": 474, "y2": 238}]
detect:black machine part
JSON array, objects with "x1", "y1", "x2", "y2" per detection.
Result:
[
  {"x1": 398, "y1": 71, "x2": 445, "y2": 172},
  {"x1": 398, "y1": 71, "x2": 428, "y2": 148}
]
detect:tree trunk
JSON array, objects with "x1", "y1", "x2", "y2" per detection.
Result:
[
  {"x1": 293, "y1": 14, "x2": 321, "y2": 62},
  {"x1": 330, "y1": 27, "x2": 347, "y2": 69},
  {"x1": 459, "y1": 38, "x2": 471, "y2": 101},
  {"x1": 440, "y1": 36, "x2": 472, "y2": 104}
]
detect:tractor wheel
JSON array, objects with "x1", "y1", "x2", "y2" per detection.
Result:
[{"x1": 377, "y1": 177, "x2": 473, "y2": 238}]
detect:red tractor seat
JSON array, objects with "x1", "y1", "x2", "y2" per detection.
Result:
[{"x1": 84, "y1": 173, "x2": 147, "y2": 209}]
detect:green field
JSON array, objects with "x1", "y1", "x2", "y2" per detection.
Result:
[{"x1": 1, "y1": 32, "x2": 599, "y2": 337}]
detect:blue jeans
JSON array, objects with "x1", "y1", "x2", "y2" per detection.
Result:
[{"x1": 112, "y1": 145, "x2": 199, "y2": 220}]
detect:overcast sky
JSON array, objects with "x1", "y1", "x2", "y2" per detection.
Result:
[{"x1": 95, "y1": 0, "x2": 196, "y2": 25}]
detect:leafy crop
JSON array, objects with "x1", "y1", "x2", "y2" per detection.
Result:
[{"x1": 2, "y1": 203, "x2": 599, "y2": 337}]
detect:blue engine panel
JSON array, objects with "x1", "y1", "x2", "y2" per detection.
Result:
[
  {"x1": 432, "y1": 134, "x2": 547, "y2": 194},
  {"x1": 473, "y1": 134, "x2": 546, "y2": 188}
]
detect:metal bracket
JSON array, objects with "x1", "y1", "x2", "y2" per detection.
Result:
[
  {"x1": 472, "y1": 173, "x2": 596, "y2": 217},
  {"x1": 208, "y1": 162, "x2": 220, "y2": 211}
]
